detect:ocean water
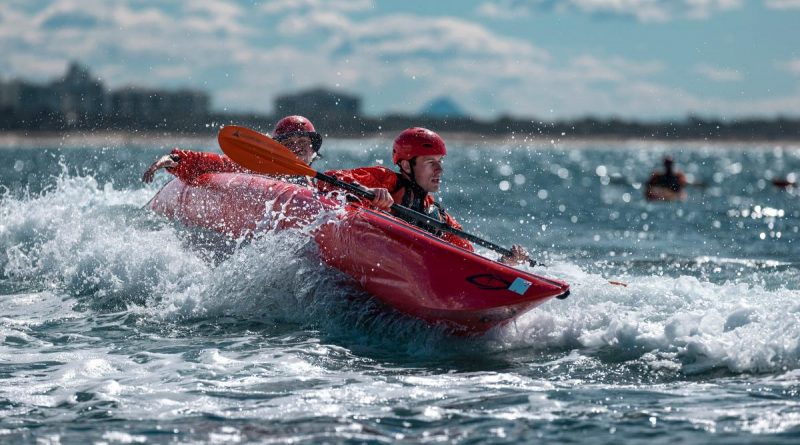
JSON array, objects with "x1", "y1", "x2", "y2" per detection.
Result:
[{"x1": 1, "y1": 134, "x2": 799, "y2": 444}]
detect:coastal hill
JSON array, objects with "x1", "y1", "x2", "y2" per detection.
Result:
[{"x1": 420, "y1": 97, "x2": 467, "y2": 119}]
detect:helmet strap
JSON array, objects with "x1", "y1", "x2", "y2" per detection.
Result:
[
  {"x1": 396, "y1": 158, "x2": 428, "y2": 211},
  {"x1": 398, "y1": 158, "x2": 417, "y2": 182}
]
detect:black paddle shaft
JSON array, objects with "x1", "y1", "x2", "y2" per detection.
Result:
[{"x1": 315, "y1": 171, "x2": 539, "y2": 267}]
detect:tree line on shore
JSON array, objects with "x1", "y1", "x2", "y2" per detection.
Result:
[{"x1": 2, "y1": 108, "x2": 799, "y2": 141}]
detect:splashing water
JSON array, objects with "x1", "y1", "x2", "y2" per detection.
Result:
[{"x1": 1, "y1": 140, "x2": 799, "y2": 443}]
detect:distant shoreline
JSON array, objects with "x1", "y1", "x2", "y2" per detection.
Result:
[
  {"x1": 1, "y1": 130, "x2": 799, "y2": 150},
  {"x1": 0, "y1": 131, "x2": 217, "y2": 150}
]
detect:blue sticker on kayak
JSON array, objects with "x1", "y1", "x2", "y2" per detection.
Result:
[{"x1": 508, "y1": 277, "x2": 532, "y2": 295}]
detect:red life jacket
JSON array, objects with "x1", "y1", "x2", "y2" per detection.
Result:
[{"x1": 319, "y1": 166, "x2": 474, "y2": 252}]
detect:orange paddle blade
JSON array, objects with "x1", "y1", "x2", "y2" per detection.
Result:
[{"x1": 217, "y1": 125, "x2": 317, "y2": 177}]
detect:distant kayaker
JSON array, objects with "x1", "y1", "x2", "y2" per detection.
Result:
[
  {"x1": 142, "y1": 115, "x2": 322, "y2": 185},
  {"x1": 772, "y1": 174, "x2": 796, "y2": 189},
  {"x1": 644, "y1": 156, "x2": 688, "y2": 201},
  {"x1": 319, "y1": 127, "x2": 529, "y2": 265}
]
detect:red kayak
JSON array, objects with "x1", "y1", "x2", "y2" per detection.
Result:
[
  {"x1": 645, "y1": 184, "x2": 687, "y2": 202},
  {"x1": 772, "y1": 178, "x2": 796, "y2": 189},
  {"x1": 150, "y1": 173, "x2": 570, "y2": 334}
]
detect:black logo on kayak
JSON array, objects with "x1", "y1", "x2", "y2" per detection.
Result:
[
  {"x1": 233, "y1": 129, "x2": 240, "y2": 138},
  {"x1": 466, "y1": 274, "x2": 511, "y2": 290}
]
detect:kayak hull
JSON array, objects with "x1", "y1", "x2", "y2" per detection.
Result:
[
  {"x1": 150, "y1": 173, "x2": 570, "y2": 334},
  {"x1": 645, "y1": 185, "x2": 687, "y2": 202}
]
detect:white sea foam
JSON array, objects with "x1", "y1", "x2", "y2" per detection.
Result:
[
  {"x1": 0, "y1": 172, "x2": 401, "y2": 337},
  {"x1": 3, "y1": 172, "x2": 799, "y2": 378},
  {"x1": 497, "y1": 261, "x2": 800, "y2": 374},
  {"x1": 0, "y1": 173, "x2": 211, "y2": 313}
]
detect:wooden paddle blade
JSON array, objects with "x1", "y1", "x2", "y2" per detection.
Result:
[{"x1": 218, "y1": 125, "x2": 317, "y2": 177}]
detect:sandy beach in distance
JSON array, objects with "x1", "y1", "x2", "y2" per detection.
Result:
[{"x1": 0, "y1": 131, "x2": 218, "y2": 150}]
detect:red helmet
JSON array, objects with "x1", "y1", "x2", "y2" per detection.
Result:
[
  {"x1": 392, "y1": 127, "x2": 446, "y2": 164},
  {"x1": 272, "y1": 115, "x2": 322, "y2": 153},
  {"x1": 273, "y1": 115, "x2": 316, "y2": 135}
]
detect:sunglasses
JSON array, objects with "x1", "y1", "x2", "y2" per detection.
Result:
[{"x1": 274, "y1": 131, "x2": 323, "y2": 153}]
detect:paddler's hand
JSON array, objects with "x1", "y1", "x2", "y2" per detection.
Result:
[
  {"x1": 142, "y1": 154, "x2": 180, "y2": 183},
  {"x1": 365, "y1": 187, "x2": 394, "y2": 210},
  {"x1": 500, "y1": 244, "x2": 529, "y2": 266}
]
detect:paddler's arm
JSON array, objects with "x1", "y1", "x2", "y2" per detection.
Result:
[
  {"x1": 363, "y1": 187, "x2": 394, "y2": 210},
  {"x1": 439, "y1": 212, "x2": 475, "y2": 252},
  {"x1": 142, "y1": 153, "x2": 179, "y2": 183},
  {"x1": 143, "y1": 149, "x2": 249, "y2": 184},
  {"x1": 318, "y1": 166, "x2": 398, "y2": 209},
  {"x1": 167, "y1": 149, "x2": 247, "y2": 182},
  {"x1": 317, "y1": 178, "x2": 394, "y2": 210},
  {"x1": 318, "y1": 166, "x2": 397, "y2": 192}
]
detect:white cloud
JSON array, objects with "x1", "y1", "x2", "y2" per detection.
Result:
[
  {"x1": 262, "y1": 13, "x2": 563, "y2": 113},
  {"x1": 277, "y1": 10, "x2": 351, "y2": 36},
  {"x1": 183, "y1": 1, "x2": 251, "y2": 36},
  {"x1": 682, "y1": 0, "x2": 743, "y2": 19},
  {"x1": 283, "y1": 12, "x2": 550, "y2": 59},
  {"x1": 5, "y1": 54, "x2": 68, "y2": 82},
  {"x1": 694, "y1": 64, "x2": 744, "y2": 82},
  {"x1": 250, "y1": 4, "x2": 800, "y2": 119},
  {"x1": 568, "y1": 55, "x2": 664, "y2": 82},
  {"x1": 780, "y1": 58, "x2": 800, "y2": 75},
  {"x1": 261, "y1": 0, "x2": 374, "y2": 14},
  {"x1": 213, "y1": 8, "x2": 799, "y2": 119},
  {"x1": 563, "y1": 0, "x2": 671, "y2": 22},
  {"x1": 1, "y1": 0, "x2": 797, "y2": 119},
  {"x1": 476, "y1": 0, "x2": 743, "y2": 22},
  {"x1": 475, "y1": 2, "x2": 531, "y2": 19},
  {"x1": 216, "y1": 13, "x2": 553, "y2": 114},
  {"x1": 0, "y1": 0, "x2": 259, "y2": 91},
  {"x1": 721, "y1": 89, "x2": 800, "y2": 116},
  {"x1": 764, "y1": 0, "x2": 800, "y2": 8}
]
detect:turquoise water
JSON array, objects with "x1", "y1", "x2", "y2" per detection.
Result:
[{"x1": 1, "y1": 135, "x2": 799, "y2": 444}]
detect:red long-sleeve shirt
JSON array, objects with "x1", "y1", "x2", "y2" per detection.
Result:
[
  {"x1": 166, "y1": 149, "x2": 247, "y2": 184},
  {"x1": 166, "y1": 149, "x2": 312, "y2": 187},
  {"x1": 319, "y1": 166, "x2": 474, "y2": 251}
]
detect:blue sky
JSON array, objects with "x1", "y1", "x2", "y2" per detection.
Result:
[{"x1": 1, "y1": 0, "x2": 799, "y2": 120}]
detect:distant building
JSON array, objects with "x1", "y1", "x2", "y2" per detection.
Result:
[
  {"x1": 0, "y1": 61, "x2": 210, "y2": 130},
  {"x1": 52, "y1": 62, "x2": 107, "y2": 125},
  {"x1": 111, "y1": 87, "x2": 210, "y2": 121},
  {"x1": 274, "y1": 87, "x2": 360, "y2": 127},
  {"x1": 0, "y1": 79, "x2": 58, "y2": 115}
]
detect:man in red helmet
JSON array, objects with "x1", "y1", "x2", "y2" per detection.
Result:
[
  {"x1": 142, "y1": 115, "x2": 322, "y2": 185},
  {"x1": 319, "y1": 127, "x2": 529, "y2": 264}
]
